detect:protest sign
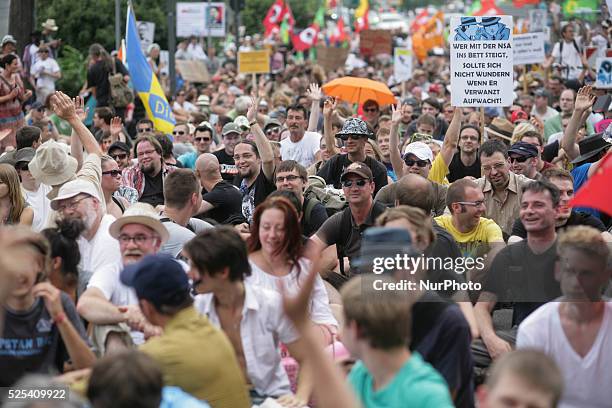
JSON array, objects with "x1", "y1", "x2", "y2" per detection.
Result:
[
  {"x1": 137, "y1": 21, "x2": 155, "y2": 53},
  {"x1": 595, "y1": 58, "x2": 612, "y2": 89},
  {"x1": 316, "y1": 46, "x2": 349, "y2": 72},
  {"x1": 238, "y1": 50, "x2": 271, "y2": 74},
  {"x1": 160, "y1": 50, "x2": 169, "y2": 76},
  {"x1": 204, "y1": 3, "x2": 226, "y2": 37},
  {"x1": 450, "y1": 15, "x2": 513, "y2": 107},
  {"x1": 176, "y1": 60, "x2": 210, "y2": 83},
  {"x1": 529, "y1": 9, "x2": 547, "y2": 33},
  {"x1": 177, "y1": 2, "x2": 206, "y2": 37},
  {"x1": 394, "y1": 47, "x2": 413, "y2": 82},
  {"x1": 360, "y1": 30, "x2": 392, "y2": 57},
  {"x1": 513, "y1": 33, "x2": 545, "y2": 65}
]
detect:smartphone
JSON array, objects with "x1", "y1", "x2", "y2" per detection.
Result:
[{"x1": 593, "y1": 95, "x2": 612, "y2": 113}]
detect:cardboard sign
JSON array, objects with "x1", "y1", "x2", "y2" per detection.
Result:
[
  {"x1": 450, "y1": 15, "x2": 514, "y2": 107},
  {"x1": 513, "y1": 33, "x2": 545, "y2": 65},
  {"x1": 316, "y1": 46, "x2": 349, "y2": 72},
  {"x1": 176, "y1": 60, "x2": 210, "y2": 83},
  {"x1": 359, "y1": 30, "x2": 392, "y2": 57},
  {"x1": 595, "y1": 58, "x2": 612, "y2": 89},
  {"x1": 238, "y1": 50, "x2": 271, "y2": 74},
  {"x1": 394, "y1": 47, "x2": 413, "y2": 82}
]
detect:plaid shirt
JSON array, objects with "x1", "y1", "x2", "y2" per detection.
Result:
[{"x1": 121, "y1": 162, "x2": 177, "y2": 199}]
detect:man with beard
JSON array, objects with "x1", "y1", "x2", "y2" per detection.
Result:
[
  {"x1": 448, "y1": 125, "x2": 481, "y2": 182},
  {"x1": 279, "y1": 104, "x2": 321, "y2": 168},
  {"x1": 233, "y1": 98, "x2": 276, "y2": 224},
  {"x1": 121, "y1": 135, "x2": 176, "y2": 207},
  {"x1": 76, "y1": 203, "x2": 168, "y2": 352}
]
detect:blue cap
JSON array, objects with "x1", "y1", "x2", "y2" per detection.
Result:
[
  {"x1": 120, "y1": 254, "x2": 190, "y2": 307},
  {"x1": 508, "y1": 141, "x2": 539, "y2": 158}
]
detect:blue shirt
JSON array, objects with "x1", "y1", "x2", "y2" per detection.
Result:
[
  {"x1": 160, "y1": 386, "x2": 211, "y2": 408},
  {"x1": 348, "y1": 352, "x2": 454, "y2": 408},
  {"x1": 571, "y1": 163, "x2": 600, "y2": 219}
]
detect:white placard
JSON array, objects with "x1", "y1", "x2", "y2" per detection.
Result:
[
  {"x1": 529, "y1": 9, "x2": 547, "y2": 33},
  {"x1": 137, "y1": 21, "x2": 155, "y2": 53},
  {"x1": 450, "y1": 15, "x2": 514, "y2": 107},
  {"x1": 513, "y1": 33, "x2": 545, "y2": 65},
  {"x1": 595, "y1": 58, "x2": 612, "y2": 89},
  {"x1": 394, "y1": 47, "x2": 413, "y2": 82},
  {"x1": 177, "y1": 2, "x2": 206, "y2": 37},
  {"x1": 204, "y1": 3, "x2": 226, "y2": 37}
]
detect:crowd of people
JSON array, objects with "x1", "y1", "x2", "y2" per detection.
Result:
[{"x1": 0, "y1": 5, "x2": 611, "y2": 408}]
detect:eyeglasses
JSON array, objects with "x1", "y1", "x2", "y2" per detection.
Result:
[
  {"x1": 404, "y1": 158, "x2": 429, "y2": 167},
  {"x1": 138, "y1": 128, "x2": 152, "y2": 133},
  {"x1": 266, "y1": 127, "x2": 280, "y2": 136},
  {"x1": 456, "y1": 200, "x2": 485, "y2": 208},
  {"x1": 194, "y1": 137, "x2": 211, "y2": 142},
  {"x1": 482, "y1": 163, "x2": 506, "y2": 172},
  {"x1": 111, "y1": 153, "x2": 127, "y2": 161},
  {"x1": 117, "y1": 234, "x2": 158, "y2": 245},
  {"x1": 56, "y1": 196, "x2": 89, "y2": 212},
  {"x1": 337, "y1": 134, "x2": 365, "y2": 141},
  {"x1": 102, "y1": 169, "x2": 122, "y2": 177},
  {"x1": 276, "y1": 174, "x2": 301, "y2": 183},
  {"x1": 342, "y1": 179, "x2": 369, "y2": 188},
  {"x1": 509, "y1": 156, "x2": 529, "y2": 163},
  {"x1": 172, "y1": 131, "x2": 186, "y2": 136},
  {"x1": 364, "y1": 108, "x2": 378, "y2": 113}
]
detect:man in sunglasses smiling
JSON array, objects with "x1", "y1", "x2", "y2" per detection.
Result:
[
  {"x1": 178, "y1": 121, "x2": 214, "y2": 170},
  {"x1": 508, "y1": 141, "x2": 540, "y2": 180}
]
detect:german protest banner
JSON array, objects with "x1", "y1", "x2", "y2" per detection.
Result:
[
  {"x1": 360, "y1": 30, "x2": 392, "y2": 57},
  {"x1": 394, "y1": 47, "x2": 413, "y2": 82},
  {"x1": 513, "y1": 33, "x2": 545, "y2": 65},
  {"x1": 450, "y1": 16, "x2": 513, "y2": 107},
  {"x1": 238, "y1": 50, "x2": 271, "y2": 74},
  {"x1": 316, "y1": 46, "x2": 349, "y2": 72},
  {"x1": 595, "y1": 58, "x2": 612, "y2": 89}
]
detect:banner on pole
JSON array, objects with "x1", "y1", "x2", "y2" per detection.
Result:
[
  {"x1": 513, "y1": 33, "x2": 545, "y2": 65},
  {"x1": 238, "y1": 50, "x2": 271, "y2": 74},
  {"x1": 393, "y1": 47, "x2": 413, "y2": 82}
]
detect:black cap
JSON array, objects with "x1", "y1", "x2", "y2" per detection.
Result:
[
  {"x1": 508, "y1": 141, "x2": 539, "y2": 158},
  {"x1": 571, "y1": 133, "x2": 612, "y2": 164},
  {"x1": 108, "y1": 141, "x2": 130, "y2": 154},
  {"x1": 120, "y1": 254, "x2": 190, "y2": 308}
]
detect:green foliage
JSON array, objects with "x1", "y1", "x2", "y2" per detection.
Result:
[
  {"x1": 242, "y1": 0, "x2": 321, "y2": 36},
  {"x1": 56, "y1": 45, "x2": 87, "y2": 95}
]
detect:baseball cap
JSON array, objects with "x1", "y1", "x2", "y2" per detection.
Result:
[
  {"x1": 508, "y1": 141, "x2": 539, "y2": 158},
  {"x1": 234, "y1": 115, "x2": 250, "y2": 131},
  {"x1": 222, "y1": 122, "x2": 241, "y2": 136},
  {"x1": 340, "y1": 162, "x2": 373, "y2": 182},
  {"x1": 108, "y1": 141, "x2": 130, "y2": 154},
  {"x1": 1, "y1": 35, "x2": 16, "y2": 46},
  {"x1": 511, "y1": 110, "x2": 528, "y2": 124},
  {"x1": 120, "y1": 254, "x2": 190, "y2": 308},
  {"x1": 264, "y1": 118, "x2": 282, "y2": 130},
  {"x1": 403, "y1": 142, "x2": 433, "y2": 162},
  {"x1": 50, "y1": 179, "x2": 102, "y2": 210},
  {"x1": 533, "y1": 89, "x2": 550, "y2": 98}
]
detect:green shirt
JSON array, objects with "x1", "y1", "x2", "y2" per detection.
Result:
[
  {"x1": 49, "y1": 114, "x2": 72, "y2": 136},
  {"x1": 140, "y1": 307, "x2": 250, "y2": 408},
  {"x1": 348, "y1": 352, "x2": 454, "y2": 408}
]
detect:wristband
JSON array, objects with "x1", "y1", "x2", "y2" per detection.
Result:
[
  {"x1": 53, "y1": 312, "x2": 66, "y2": 325},
  {"x1": 249, "y1": 121, "x2": 259, "y2": 127}
]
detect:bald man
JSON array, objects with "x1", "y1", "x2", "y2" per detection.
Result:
[{"x1": 195, "y1": 153, "x2": 245, "y2": 225}]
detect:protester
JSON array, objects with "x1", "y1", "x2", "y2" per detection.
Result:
[
  {"x1": 100, "y1": 155, "x2": 132, "y2": 218},
  {"x1": 0, "y1": 54, "x2": 31, "y2": 152},
  {"x1": 280, "y1": 103, "x2": 321, "y2": 168},
  {"x1": 87, "y1": 44, "x2": 130, "y2": 117},
  {"x1": 30, "y1": 44, "x2": 61, "y2": 105},
  {"x1": 0, "y1": 163, "x2": 34, "y2": 226},
  {"x1": 215, "y1": 122, "x2": 241, "y2": 181},
  {"x1": 448, "y1": 125, "x2": 482, "y2": 182}
]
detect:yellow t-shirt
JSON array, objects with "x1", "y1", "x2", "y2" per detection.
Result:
[
  {"x1": 428, "y1": 153, "x2": 450, "y2": 185},
  {"x1": 435, "y1": 214, "x2": 504, "y2": 258}
]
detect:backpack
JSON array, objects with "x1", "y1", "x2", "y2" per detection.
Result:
[
  {"x1": 109, "y1": 60, "x2": 134, "y2": 108},
  {"x1": 304, "y1": 175, "x2": 348, "y2": 217}
]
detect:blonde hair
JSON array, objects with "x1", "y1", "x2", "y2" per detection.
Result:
[
  {"x1": 365, "y1": 139, "x2": 385, "y2": 162},
  {"x1": 376, "y1": 205, "x2": 435, "y2": 249},
  {"x1": 511, "y1": 122, "x2": 538, "y2": 144},
  {"x1": 558, "y1": 226, "x2": 610, "y2": 266},
  {"x1": 0, "y1": 164, "x2": 27, "y2": 224}
]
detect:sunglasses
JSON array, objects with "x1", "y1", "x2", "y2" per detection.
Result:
[
  {"x1": 363, "y1": 108, "x2": 378, "y2": 113},
  {"x1": 194, "y1": 137, "x2": 211, "y2": 142},
  {"x1": 102, "y1": 169, "x2": 122, "y2": 177},
  {"x1": 173, "y1": 131, "x2": 186, "y2": 136},
  {"x1": 404, "y1": 158, "x2": 429, "y2": 167},
  {"x1": 342, "y1": 179, "x2": 369, "y2": 188},
  {"x1": 111, "y1": 153, "x2": 127, "y2": 160},
  {"x1": 138, "y1": 128, "x2": 152, "y2": 133},
  {"x1": 337, "y1": 134, "x2": 365, "y2": 141},
  {"x1": 266, "y1": 127, "x2": 280, "y2": 136},
  {"x1": 509, "y1": 156, "x2": 529, "y2": 163}
]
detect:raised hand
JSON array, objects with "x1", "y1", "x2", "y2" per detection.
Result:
[
  {"x1": 391, "y1": 104, "x2": 402, "y2": 125},
  {"x1": 306, "y1": 83, "x2": 323, "y2": 102},
  {"x1": 246, "y1": 93, "x2": 260, "y2": 123},
  {"x1": 73, "y1": 96, "x2": 89, "y2": 123},
  {"x1": 110, "y1": 116, "x2": 123, "y2": 136},
  {"x1": 575, "y1": 85, "x2": 596, "y2": 112},
  {"x1": 322, "y1": 97, "x2": 337, "y2": 119},
  {"x1": 50, "y1": 91, "x2": 77, "y2": 121}
]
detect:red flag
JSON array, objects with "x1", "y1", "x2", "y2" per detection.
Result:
[
  {"x1": 264, "y1": 0, "x2": 291, "y2": 36},
  {"x1": 474, "y1": 0, "x2": 504, "y2": 16},
  {"x1": 410, "y1": 9, "x2": 430, "y2": 33},
  {"x1": 570, "y1": 152, "x2": 612, "y2": 216},
  {"x1": 513, "y1": 0, "x2": 539, "y2": 7},
  {"x1": 292, "y1": 25, "x2": 320, "y2": 51},
  {"x1": 330, "y1": 18, "x2": 347, "y2": 44}
]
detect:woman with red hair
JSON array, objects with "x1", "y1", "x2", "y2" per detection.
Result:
[{"x1": 247, "y1": 196, "x2": 337, "y2": 345}]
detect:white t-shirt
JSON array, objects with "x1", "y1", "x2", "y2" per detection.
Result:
[
  {"x1": 23, "y1": 183, "x2": 51, "y2": 232},
  {"x1": 517, "y1": 301, "x2": 612, "y2": 408},
  {"x1": 30, "y1": 58, "x2": 61, "y2": 89},
  {"x1": 173, "y1": 100, "x2": 197, "y2": 113},
  {"x1": 551, "y1": 39, "x2": 583, "y2": 80},
  {"x1": 246, "y1": 257, "x2": 337, "y2": 327},
  {"x1": 280, "y1": 131, "x2": 321, "y2": 168}
]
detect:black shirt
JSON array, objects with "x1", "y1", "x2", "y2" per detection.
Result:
[
  {"x1": 542, "y1": 140, "x2": 559, "y2": 163},
  {"x1": 483, "y1": 239, "x2": 561, "y2": 326},
  {"x1": 87, "y1": 59, "x2": 129, "y2": 107},
  {"x1": 233, "y1": 170, "x2": 276, "y2": 223},
  {"x1": 511, "y1": 211, "x2": 606, "y2": 238},
  {"x1": 200, "y1": 180, "x2": 245, "y2": 225},
  {"x1": 301, "y1": 197, "x2": 329, "y2": 237},
  {"x1": 0, "y1": 294, "x2": 89, "y2": 386},
  {"x1": 448, "y1": 152, "x2": 481, "y2": 182},
  {"x1": 317, "y1": 154, "x2": 388, "y2": 196},
  {"x1": 213, "y1": 149, "x2": 238, "y2": 181},
  {"x1": 139, "y1": 170, "x2": 165, "y2": 207}
]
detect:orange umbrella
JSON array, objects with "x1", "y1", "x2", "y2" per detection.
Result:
[{"x1": 322, "y1": 76, "x2": 396, "y2": 106}]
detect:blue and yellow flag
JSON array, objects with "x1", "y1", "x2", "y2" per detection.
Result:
[{"x1": 126, "y1": 4, "x2": 175, "y2": 134}]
